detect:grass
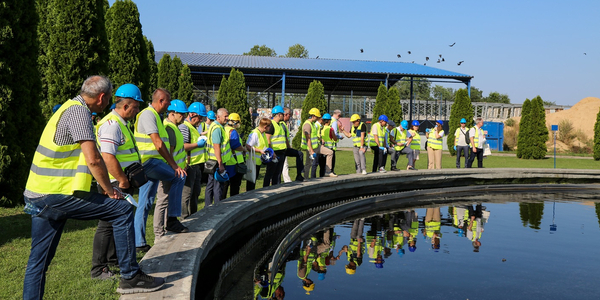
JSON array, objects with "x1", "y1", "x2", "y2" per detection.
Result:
[{"x1": 2, "y1": 149, "x2": 599, "y2": 299}]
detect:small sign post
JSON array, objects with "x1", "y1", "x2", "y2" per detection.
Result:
[{"x1": 551, "y1": 125, "x2": 558, "y2": 169}]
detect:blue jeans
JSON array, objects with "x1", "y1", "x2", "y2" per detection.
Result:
[
  {"x1": 135, "y1": 158, "x2": 185, "y2": 247},
  {"x1": 23, "y1": 192, "x2": 138, "y2": 300},
  {"x1": 456, "y1": 146, "x2": 470, "y2": 168}
]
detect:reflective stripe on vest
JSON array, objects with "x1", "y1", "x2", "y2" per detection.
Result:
[
  {"x1": 250, "y1": 128, "x2": 268, "y2": 166},
  {"x1": 134, "y1": 107, "x2": 170, "y2": 163},
  {"x1": 300, "y1": 120, "x2": 319, "y2": 150},
  {"x1": 96, "y1": 112, "x2": 141, "y2": 180},
  {"x1": 25, "y1": 99, "x2": 92, "y2": 194},
  {"x1": 206, "y1": 122, "x2": 232, "y2": 163},
  {"x1": 392, "y1": 128, "x2": 407, "y2": 151},
  {"x1": 428, "y1": 130, "x2": 444, "y2": 150},
  {"x1": 472, "y1": 126, "x2": 482, "y2": 148},
  {"x1": 321, "y1": 125, "x2": 335, "y2": 149},
  {"x1": 270, "y1": 120, "x2": 287, "y2": 151},
  {"x1": 183, "y1": 121, "x2": 205, "y2": 165},
  {"x1": 224, "y1": 126, "x2": 244, "y2": 166},
  {"x1": 370, "y1": 123, "x2": 385, "y2": 147},
  {"x1": 409, "y1": 130, "x2": 421, "y2": 150},
  {"x1": 164, "y1": 121, "x2": 186, "y2": 168},
  {"x1": 351, "y1": 122, "x2": 365, "y2": 147}
]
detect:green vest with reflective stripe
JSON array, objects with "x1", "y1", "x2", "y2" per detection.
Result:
[
  {"x1": 351, "y1": 122, "x2": 365, "y2": 147},
  {"x1": 270, "y1": 119, "x2": 287, "y2": 151},
  {"x1": 224, "y1": 126, "x2": 244, "y2": 166},
  {"x1": 206, "y1": 122, "x2": 232, "y2": 164},
  {"x1": 428, "y1": 130, "x2": 444, "y2": 150},
  {"x1": 472, "y1": 126, "x2": 483, "y2": 148},
  {"x1": 392, "y1": 128, "x2": 407, "y2": 151},
  {"x1": 250, "y1": 128, "x2": 268, "y2": 166},
  {"x1": 96, "y1": 112, "x2": 141, "y2": 180},
  {"x1": 182, "y1": 120, "x2": 206, "y2": 165},
  {"x1": 301, "y1": 120, "x2": 319, "y2": 150},
  {"x1": 25, "y1": 99, "x2": 92, "y2": 194},
  {"x1": 370, "y1": 123, "x2": 385, "y2": 147},
  {"x1": 321, "y1": 125, "x2": 334, "y2": 149},
  {"x1": 164, "y1": 121, "x2": 186, "y2": 168},
  {"x1": 452, "y1": 207, "x2": 469, "y2": 227},
  {"x1": 425, "y1": 221, "x2": 441, "y2": 238},
  {"x1": 409, "y1": 130, "x2": 421, "y2": 150},
  {"x1": 134, "y1": 107, "x2": 170, "y2": 163}
]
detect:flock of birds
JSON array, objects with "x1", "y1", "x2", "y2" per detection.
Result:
[{"x1": 360, "y1": 42, "x2": 465, "y2": 66}]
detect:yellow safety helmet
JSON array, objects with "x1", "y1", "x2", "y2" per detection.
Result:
[
  {"x1": 308, "y1": 108, "x2": 321, "y2": 117},
  {"x1": 303, "y1": 283, "x2": 315, "y2": 294},
  {"x1": 228, "y1": 113, "x2": 241, "y2": 122},
  {"x1": 350, "y1": 114, "x2": 361, "y2": 122},
  {"x1": 345, "y1": 265, "x2": 356, "y2": 275}
]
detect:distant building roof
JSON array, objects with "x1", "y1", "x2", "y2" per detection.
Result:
[{"x1": 155, "y1": 51, "x2": 473, "y2": 96}]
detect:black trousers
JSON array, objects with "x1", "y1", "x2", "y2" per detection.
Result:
[
  {"x1": 246, "y1": 164, "x2": 262, "y2": 191},
  {"x1": 467, "y1": 148, "x2": 484, "y2": 168},
  {"x1": 223, "y1": 171, "x2": 243, "y2": 197},
  {"x1": 263, "y1": 150, "x2": 286, "y2": 187},
  {"x1": 284, "y1": 148, "x2": 304, "y2": 179},
  {"x1": 370, "y1": 146, "x2": 387, "y2": 172}
]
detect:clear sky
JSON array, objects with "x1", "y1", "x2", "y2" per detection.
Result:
[{"x1": 116, "y1": 0, "x2": 599, "y2": 106}]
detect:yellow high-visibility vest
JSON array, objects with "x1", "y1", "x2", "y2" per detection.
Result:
[
  {"x1": 25, "y1": 99, "x2": 92, "y2": 194},
  {"x1": 409, "y1": 130, "x2": 421, "y2": 150},
  {"x1": 351, "y1": 122, "x2": 365, "y2": 147},
  {"x1": 134, "y1": 106, "x2": 170, "y2": 163},
  {"x1": 164, "y1": 121, "x2": 186, "y2": 168},
  {"x1": 96, "y1": 112, "x2": 141, "y2": 181},
  {"x1": 206, "y1": 122, "x2": 232, "y2": 164},
  {"x1": 300, "y1": 120, "x2": 319, "y2": 150},
  {"x1": 270, "y1": 119, "x2": 287, "y2": 151},
  {"x1": 250, "y1": 127, "x2": 268, "y2": 166},
  {"x1": 428, "y1": 130, "x2": 444, "y2": 150},
  {"x1": 391, "y1": 128, "x2": 407, "y2": 151},
  {"x1": 182, "y1": 120, "x2": 206, "y2": 165},
  {"x1": 321, "y1": 125, "x2": 335, "y2": 149}
]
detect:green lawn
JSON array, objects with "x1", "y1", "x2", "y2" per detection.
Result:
[{"x1": 1, "y1": 150, "x2": 599, "y2": 299}]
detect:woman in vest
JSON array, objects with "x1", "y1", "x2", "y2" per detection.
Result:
[
  {"x1": 425, "y1": 120, "x2": 444, "y2": 169},
  {"x1": 340, "y1": 114, "x2": 368, "y2": 174},
  {"x1": 407, "y1": 120, "x2": 421, "y2": 170},
  {"x1": 245, "y1": 118, "x2": 271, "y2": 191}
]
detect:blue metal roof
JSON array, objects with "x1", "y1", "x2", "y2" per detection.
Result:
[{"x1": 155, "y1": 51, "x2": 472, "y2": 80}]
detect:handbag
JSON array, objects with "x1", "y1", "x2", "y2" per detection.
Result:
[
  {"x1": 483, "y1": 142, "x2": 492, "y2": 156},
  {"x1": 243, "y1": 148, "x2": 257, "y2": 183},
  {"x1": 123, "y1": 162, "x2": 148, "y2": 189},
  {"x1": 236, "y1": 162, "x2": 248, "y2": 174},
  {"x1": 204, "y1": 159, "x2": 218, "y2": 174}
]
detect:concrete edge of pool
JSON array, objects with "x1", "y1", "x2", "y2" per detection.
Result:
[{"x1": 120, "y1": 168, "x2": 600, "y2": 300}]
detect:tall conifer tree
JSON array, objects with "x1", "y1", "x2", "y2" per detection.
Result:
[
  {"x1": 157, "y1": 53, "x2": 174, "y2": 94},
  {"x1": 371, "y1": 83, "x2": 388, "y2": 123},
  {"x1": 447, "y1": 88, "x2": 474, "y2": 155},
  {"x1": 178, "y1": 64, "x2": 194, "y2": 105},
  {"x1": 387, "y1": 86, "x2": 403, "y2": 125},
  {"x1": 40, "y1": 0, "x2": 109, "y2": 116},
  {"x1": 517, "y1": 99, "x2": 532, "y2": 158},
  {"x1": 145, "y1": 36, "x2": 158, "y2": 98},
  {"x1": 292, "y1": 80, "x2": 327, "y2": 149},
  {"x1": 528, "y1": 96, "x2": 548, "y2": 159},
  {"x1": 593, "y1": 108, "x2": 600, "y2": 160},
  {"x1": 106, "y1": 0, "x2": 149, "y2": 101},
  {"x1": 215, "y1": 69, "x2": 252, "y2": 141},
  {"x1": 170, "y1": 56, "x2": 183, "y2": 99},
  {"x1": 0, "y1": 0, "x2": 45, "y2": 206}
]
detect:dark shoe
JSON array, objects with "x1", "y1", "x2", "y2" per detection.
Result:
[
  {"x1": 92, "y1": 267, "x2": 115, "y2": 280},
  {"x1": 296, "y1": 175, "x2": 305, "y2": 182},
  {"x1": 390, "y1": 167, "x2": 399, "y2": 171},
  {"x1": 407, "y1": 166, "x2": 418, "y2": 171},
  {"x1": 166, "y1": 218, "x2": 189, "y2": 233},
  {"x1": 117, "y1": 271, "x2": 165, "y2": 294},
  {"x1": 136, "y1": 245, "x2": 151, "y2": 253}
]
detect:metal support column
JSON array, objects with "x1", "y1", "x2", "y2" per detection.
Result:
[
  {"x1": 350, "y1": 90, "x2": 354, "y2": 115},
  {"x1": 327, "y1": 94, "x2": 331, "y2": 112},
  {"x1": 467, "y1": 80, "x2": 471, "y2": 99},
  {"x1": 385, "y1": 74, "x2": 389, "y2": 88},
  {"x1": 280, "y1": 72, "x2": 286, "y2": 107},
  {"x1": 409, "y1": 77, "x2": 414, "y2": 121}
]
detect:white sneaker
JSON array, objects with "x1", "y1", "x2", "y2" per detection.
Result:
[
  {"x1": 361, "y1": 170, "x2": 368, "y2": 175},
  {"x1": 379, "y1": 167, "x2": 386, "y2": 173},
  {"x1": 325, "y1": 172, "x2": 338, "y2": 177}
]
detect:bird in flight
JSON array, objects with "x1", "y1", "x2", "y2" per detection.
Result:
[
  {"x1": 425, "y1": 57, "x2": 429, "y2": 61},
  {"x1": 397, "y1": 54, "x2": 401, "y2": 58},
  {"x1": 457, "y1": 61, "x2": 464, "y2": 66},
  {"x1": 437, "y1": 59, "x2": 441, "y2": 63},
  {"x1": 411, "y1": 61, "x2": 414, "y2": 63},
  {"x1": 439, "y1": 54, "x2": 442, "y2": 58},
  {"x1": 360, "y1": 49, "x2": 364, "y2": 53},
  {"x1": 408, "y1": 51, "x2": 411, "y2": 54},
  {"x1": 584, "y1": 53, "x2": 587, "y2": 55},
  {"x1": 424, "y1": 63, "x2": 427, "y2": 66},
  {"x1": 316, "y1": 56, "x2": 319, "y2": 59},
  {"x1": 449, "y1": 42, "x2": 456, "y2": 47},
  {"x1": 442, "y1": 58, "x2": 445, "y2": 62}
]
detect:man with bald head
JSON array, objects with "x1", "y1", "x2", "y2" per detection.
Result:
[{"x1": 134, "y1": 88, "x2": 187, "y2": 252}]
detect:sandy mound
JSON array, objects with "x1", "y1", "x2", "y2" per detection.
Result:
[{"x1": 545, "y1": 97, "x2": 600, "y2": 140}]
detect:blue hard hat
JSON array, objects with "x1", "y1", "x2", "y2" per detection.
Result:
[
  {"x1": 92, "y1": 112, "x2": 97, "y2": 116},
  {"x1": 207, "y1": 111, "x2": 216, "y2": 120},
  {"x1": 318, "y1": 273, "x2": 325, "y2": 281},
  {"x1": 188, "y1": 102, "x2": 206, "y2": 116},
  {"x1": 398, "y1": 249, "x2": 405, "y2": 257},
  {"x1": 401, "y1": 120, "x2": 409, "y2": 130},
  {"x1": 378, "y1": 115, "x2": 388, "y2": 122},
  {"x1": 167, "y1": 99, "x2": 188, "y2": 113},
  {"x1": 261, "y1": 148, "x2": 275, "y2": 163},
  {"x1": 322, "y1": 113, "x2": 332, "y2": 120},
  {"x1": 437, "y1": 120, "x2": 444, "y2": 125},
  {"x1": 52, "y1": 104, "x2": 62, "y2": 114},
  {"x1": 460, "y1": 118, "x2": 467, "y2": 124},
  {"x1": 271, "y1": 105, "x2": 284, "y2": 115},
  {"x1": 409, "y1": 245, "x2": 416, "y2": 252},
  {"x1": 115, "y1": 83, "x2": 143, "y2": 102},
  {"x1": 411, "y1": 120, "x2": 420, "y2": 127},
  {"x1": 214, "y1": 170, "x2": 230, "y2": 182},
  {"x1": 458, "y1": 228, "x2": 465, "y2": 237},
  {"x1": 375, "y1": 262, "x2": 384, "y2": 269},
  {"x1": 110, "y1": 103, "x2": 116, "y2": 110}
]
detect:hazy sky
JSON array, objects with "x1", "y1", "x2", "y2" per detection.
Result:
[{"x1": 116, "y1": 0, "x2": 599, "y2": 105}]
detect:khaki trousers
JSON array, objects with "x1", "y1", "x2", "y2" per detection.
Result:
[
  {"x1": 427, "y1": 147, "x2": 442, "y2": 169},
  {"x1": 304, "y1": 145, "x2": 333, "y2": 178}
]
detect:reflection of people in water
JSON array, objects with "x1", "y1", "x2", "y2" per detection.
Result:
[
  {"x1": 367, "y1": 217, "x2": 385, "y2": 268},
  {"x1": 400, "y1": 210, "x2": 418, "y2": 252},
  {"x1": 387, "y1": 213, "x2": 405, "y2": 257},
  {"x1": 312, "y1": 228, "x2": 335, "y2": 281},
  {"x1": 452, "y1": 206, "x2": 469, "y2": 237},
  {"x1": 297, "y1": 238, "x2": 316, "y2": 295},
  {"x1": 422, "y1": 208, "x2": 442, "y2": 251},
  {"x1": 467, "y1": 204, "x2": 486, "y2": 252},
  {"x1": 346, "y1": 219, "x2": 365, "y2": 275},
  {"x1": 254, "y1": 255, "x2": 287, "y2": 299}
]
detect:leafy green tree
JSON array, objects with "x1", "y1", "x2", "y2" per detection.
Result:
[
  {"x1": 387, "y1": 86, "x2": 403, "y2": 125},
  {"x1": 432, "y1": 85, "x2": 455, "y2": 102},
  {"x1": 178, "y1": 64, "x2": 194, "y2": 105},
  {"x1": 215, "y1": 69, "x2": 252, "y2": 142},
  {"x1": 372, "y1": 83, "x2": 388, "y2": 123},
  {"x1": 145, "y1": 36, "x2": 158, "y2": 99},
  {"x1": 519, "y1": 202, "x2": 544, "y2": 230},
  {"x1": 469, "y1": 86, "x2": 484, "y2": 102},
  {"x1": 285, "y1": 44, "x2": 309, "y2": 58},
  {"x1": 517, "y1": 99, "x2": 532, "y2": 158},
  {"x1": 447, "y1": 88, "x2": 474, "y2": 155},
  {"x1": 594, "y1": 108, "x2": 600, "y2": 160},
  {"x1": 39, "y1": 0, "x2": 110, "y2": 117},
  {"x1": 395, "y1": 78, "x2": 432, "y2": 100},
  {"x1": 244, "y1": 44, "x2": 277, "y2": 57},
  {"x1": 106, "y1": 0, "x2": 149, "y2": 100},
  {"x1": 0, "y1": 0, "x2": 45, "y2": 206},
  {"x1": 527, "y1": 96, "x2": 549, "y2": 159},
  {"x1": 292, "y1": 80, "x2": 327, "y2": 149},
  {"x1": 482, "y1": 91, "x2": 510, "y2": 104}
]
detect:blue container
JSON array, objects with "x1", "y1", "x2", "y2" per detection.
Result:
[{"x1": 482, "y1": 122, "x2": 504, "y2": 151}]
